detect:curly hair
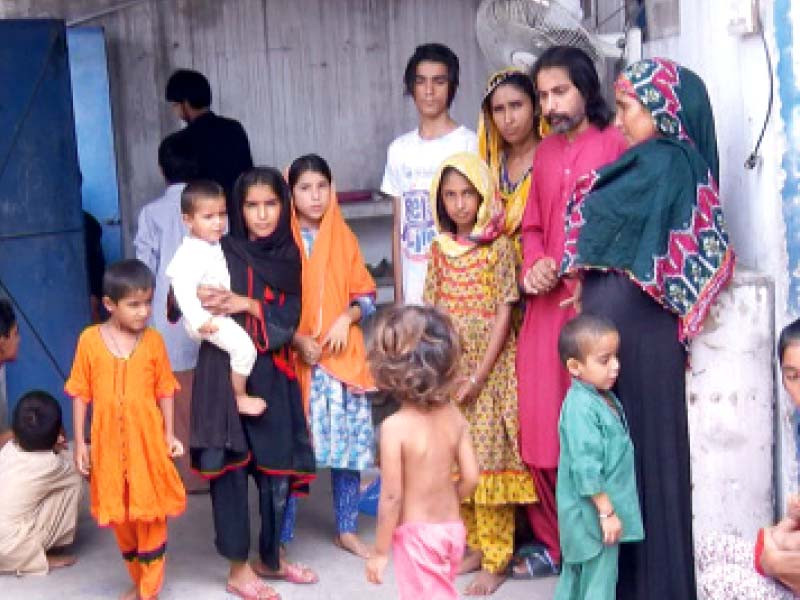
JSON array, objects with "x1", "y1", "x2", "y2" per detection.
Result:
[{"x1": 368, "y1": 305, "x2": 461, "y2": 409}]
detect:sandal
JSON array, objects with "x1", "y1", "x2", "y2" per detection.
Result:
[
  {"x1": 509, "y1": 546, "x2": 560, "y2": 579},
  {"x1": 280, "y1": 561, "x2": 318, "y2": 584},
  {"x1": 252, "y1": 559, "x2": 318, "y2": 585},
  {"x1": 226, "y1": 579, "x2": 280, "y2": 600}
]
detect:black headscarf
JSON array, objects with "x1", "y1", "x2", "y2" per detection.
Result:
[{"x1": 224, "y1": 167, "x2": 302, "y2": 295}]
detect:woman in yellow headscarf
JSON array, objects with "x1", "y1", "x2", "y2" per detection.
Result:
[
  {"x1": 478, "y1": 67, "x2": 542, "y2": 266},
  {"x1": 423, "y1": 152, "x2": 536, "y2": 596}
]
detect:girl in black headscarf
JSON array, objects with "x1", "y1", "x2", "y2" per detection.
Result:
[{"x1": 191, "y1": 167, "x2": 317, "y2": 599}]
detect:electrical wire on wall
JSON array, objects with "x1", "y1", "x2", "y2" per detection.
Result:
[{"x1": 745, "y1": 10, "x2": 773, "y2": 170}]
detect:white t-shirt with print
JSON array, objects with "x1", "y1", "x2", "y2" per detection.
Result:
[{"x1": 380, "y1": 125, "x2": 478, "y2": 305}]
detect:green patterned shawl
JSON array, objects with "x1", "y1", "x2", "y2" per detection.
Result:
[{"x1": 562, "y1": 58, "x2": 735, "y2": 342}]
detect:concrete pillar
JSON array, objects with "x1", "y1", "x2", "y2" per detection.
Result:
[{"x1": 688, "y1": 269, "x2": 779, "y2": 543}]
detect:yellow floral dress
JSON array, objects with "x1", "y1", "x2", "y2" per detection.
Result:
[{"x1": 424, "y1": 234, "x2": 535, "y2": 506}]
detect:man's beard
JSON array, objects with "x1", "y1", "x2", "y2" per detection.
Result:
[{"x1": 545, "y1": 111, "x2": 585, "y2": 134}]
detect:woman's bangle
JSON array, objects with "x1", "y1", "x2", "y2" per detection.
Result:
[{"x1": 598, "y1": 508, "x2": 616, "y2": 519}]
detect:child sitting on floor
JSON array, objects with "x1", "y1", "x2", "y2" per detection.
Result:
[
  {"x1": 166, "y1": 180, "x2": 264, "y2": 416},
  {"x1": 555, "y1": 314, "x2": 643, "y2": 600},
  {"x1": 0, "y1": 390, "x2": 82, "y2": 575},
  {"x1": 67, "y1": 259, "x2": 185, "y2": 600},
  {"x1": 365, "y1": 305, "x2": 479, "y2": 599}
]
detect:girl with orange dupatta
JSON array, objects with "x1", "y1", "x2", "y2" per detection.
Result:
[{"x1": 282, "y1": 154, "x2": 377, "y2": 559}]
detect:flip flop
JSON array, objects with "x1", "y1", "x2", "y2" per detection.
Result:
[
  {"x1": 509, "y1": 547, "x2": 560, "y2": 579},
  {"x1": 279, "y1": 561, "x2": 319, "y2": 584},
  {"x1": 253, "y1": 560, "x2": 319, "y2": 585},
  {"x1": 226, "y1": 579, "x2": 280, "y2": 600}
]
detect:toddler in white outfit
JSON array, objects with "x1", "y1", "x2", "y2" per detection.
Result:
[{"x1": 166, "y1": 180, "x2": 265, "y2": 416}]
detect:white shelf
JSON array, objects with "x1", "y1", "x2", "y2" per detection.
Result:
[
  {"x1": 339, "y1": 196, "x2": 393, "y2": 221},
  {"x1": 376, "y1": 283, "x2": 394, "y2": 306}
]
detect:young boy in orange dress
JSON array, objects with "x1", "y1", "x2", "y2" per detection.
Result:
[{"x1": 66, "y1": 259, "x2": 185, "y2": 600}]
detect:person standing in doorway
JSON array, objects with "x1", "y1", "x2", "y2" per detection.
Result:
[
  {"x1": 514, "y1": 46, "x2": 628, "y2": 578},
  {"x1": 134, "y1": 132, "x2": 206, "y2": 492},
  {"x1": 165, "y1": 69, "x2": 253, "y2": 211},
  {"x1": 381, "y1": 43, "x2": 477, "y2": 305}
]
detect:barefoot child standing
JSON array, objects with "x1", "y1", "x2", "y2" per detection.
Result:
[
  {"x1": 424, "y1": 152, "x2": 536, "y2": 595},
  {"x1": 366, "y1": 305, "x2": 479, "y2": 599},
  {"x1": 67, "y1": 259, "x2": 186, "y2": 600},
  {"x1": 286, "y1": 154, "x2": 377, "y2": 558}
]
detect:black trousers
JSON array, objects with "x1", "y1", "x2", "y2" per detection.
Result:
[{"x1": 209, "y1": 464, "x2": 290, "y2": 570}]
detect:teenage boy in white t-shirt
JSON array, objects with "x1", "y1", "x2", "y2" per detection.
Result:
[{"x1": 381, "y1": 43, "x2": 478, "y2": 305}]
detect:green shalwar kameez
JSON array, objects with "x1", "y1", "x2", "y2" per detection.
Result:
[{"x1": 555, "y1": 379, "x2": 644, "y2": 600}]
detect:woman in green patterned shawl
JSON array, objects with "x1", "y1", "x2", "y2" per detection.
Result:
[{"x1": 561, "y1": 58, "x2": 735, "y2": 600}]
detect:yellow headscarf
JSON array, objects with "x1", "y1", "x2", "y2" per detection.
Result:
[
  {"x1": 477, "y1": 67, "x2": 545, "y2": 236},
  {"x1": 429, "y1": 152, "x2": 505, "y2": 258}
]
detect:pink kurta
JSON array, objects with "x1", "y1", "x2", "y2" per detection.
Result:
[{"x1": 517, "y1": 124, "x2": 627, "y2": 469}]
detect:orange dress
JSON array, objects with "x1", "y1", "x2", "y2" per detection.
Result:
[{"x1": 65, "y1": 326, "x2": 186, "y2": 526}]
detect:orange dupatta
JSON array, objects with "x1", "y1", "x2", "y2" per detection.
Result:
[{"x1": 291, "y1": 187, "x2": 377, "y2": 416}]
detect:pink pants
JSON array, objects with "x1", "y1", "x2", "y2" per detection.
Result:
[{"x1": 392, "y1": 521, "x2": 466, "y2": 600}]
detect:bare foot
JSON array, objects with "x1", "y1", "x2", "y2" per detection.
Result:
[
  {"x1": 46, "y1": 552, "x2": 77, "y2": 569},
  {"x1": 334, "y1": 532, "x2": 371, "y2": 559},
  {"x1": 119, "y1": 585, "x2": 138, "y2": 600},
  {"x1": 464, "y1": 569, "x2": 507, "y2": 596},
  {"x1": 458, "y1": 548, "x2": 482, "y2": 574},
  {"x1": 236, "y1": 394, "x2": 267, "y2": 416}
]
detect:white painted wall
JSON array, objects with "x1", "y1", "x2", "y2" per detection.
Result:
[{"x1": 641, "y1": 0, "x2": 797, "y2": 526}]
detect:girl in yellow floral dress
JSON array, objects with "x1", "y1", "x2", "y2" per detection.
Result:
[{"x1": 424, "y1": 152, "x2": 536, "y2": 596}]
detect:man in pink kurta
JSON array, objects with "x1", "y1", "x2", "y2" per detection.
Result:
[{"x1": 516, "y1": 46, "x2": 627, "y2": 575}]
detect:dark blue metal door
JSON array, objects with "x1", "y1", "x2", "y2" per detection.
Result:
[{"x1": 0, "y1": 19, "x2": 90, "y2": 433}]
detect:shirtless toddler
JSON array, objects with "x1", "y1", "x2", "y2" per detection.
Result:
[{"x1": 365, "y1": 305, "x2": 479, "y2": 599}]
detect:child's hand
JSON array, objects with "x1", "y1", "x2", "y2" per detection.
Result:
[
  {"x1": 166, "y1": 434, "x2": 184, "y2": 458},
  {"x1": 600, "y1": 513, "x2": 622, "y2": 545},
  {"x1": 454, "y1": 376, "x2": 482, "y2": 405},
  {"x1": 323, "y1": 313, "x2": 351, "y2": 354},
  {"x1": 54, "y1": 431, "x2": 68, "y2": 454},
  {"x1": 198, "y1": 319, "x2": 218, "y2": 337},
  {"x1": 366, "y1": 552, "x2": 388, "y2": 584},
  {"x1": 296, "y1": 335, "x2": 322, "y2": 365},
  {"x1": 74, "y1": 442, "x2": 91, "y2": 477}
]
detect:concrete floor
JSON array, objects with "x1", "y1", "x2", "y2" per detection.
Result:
[{"x1": 2, "y1": 471, "x2": 557, "y2": 599}]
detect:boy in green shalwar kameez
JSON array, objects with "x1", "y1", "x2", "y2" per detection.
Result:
[{"x1": 554, "y1": 314, "x2": 643, "y2": 600}]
